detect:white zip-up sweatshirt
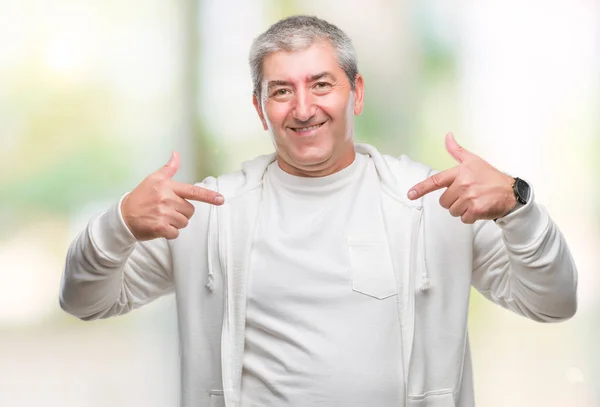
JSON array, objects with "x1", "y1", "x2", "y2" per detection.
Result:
[{"x1": 59, "y1": 144, "x2": 578, "y2": 407}]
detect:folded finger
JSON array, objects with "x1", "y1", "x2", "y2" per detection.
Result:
[
  {"x1": 439, "y1": 182, "x2": 461, "y2": 209},
  {"x1": 174, "y1": 197, "x2": 196, "y2": 219},
  {"x1": 170, "y1": 211, "x2": 190, "y2": 230},
  {"x1": 449, "y1": 199, "x2": 468, "y2": 218}
]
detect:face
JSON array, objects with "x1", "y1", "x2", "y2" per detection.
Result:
[{"x1": 253, "y1": 41, "x2": 364, "y2": 177}]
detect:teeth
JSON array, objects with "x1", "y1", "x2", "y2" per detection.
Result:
[{"x1": 294, "y1": 123, "x2": 321, "y2": 132}]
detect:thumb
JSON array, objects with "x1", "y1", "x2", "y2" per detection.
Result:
[
  {"x1": 158, "y1": 151, "x2": 180, "y2": 179},
  {"x1": 445, "y1": 132, "x2": 471, "y2": 163}
]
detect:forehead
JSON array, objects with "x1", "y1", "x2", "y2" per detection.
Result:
[{"x1": 262, "y1": 41, "x2": 344, "y2": 83}]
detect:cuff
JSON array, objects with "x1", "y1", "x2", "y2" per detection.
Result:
[
  {"x1": 88, "y1": 193, "x2": 138, "y2": 263},
  {"x1": 494, "y1": 186, "x2": 550, "y2": 247}
]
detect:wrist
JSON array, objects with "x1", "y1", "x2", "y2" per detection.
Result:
[
  {"x1": 495, "y1": 176, "x2": 529, "y2": 221},
  {"x1": 118, "y1": 193, "x2": 138, "y2": 240}
]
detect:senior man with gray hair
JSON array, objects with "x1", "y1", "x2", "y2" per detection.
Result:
[{"x1": 60, "y1": 15, "x2": 578, "y2": 407}]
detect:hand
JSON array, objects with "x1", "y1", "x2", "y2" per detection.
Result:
[
  {"x1": 407, "y1": 133, "x2": 516, "y2": 224},
  {"x1": 121, "y1": 152, "x2": 224, "y2": 240}
]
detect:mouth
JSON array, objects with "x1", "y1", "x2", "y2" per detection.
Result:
[{"x1": 288, "y1": 121, "x2": 326, "y2": 136}]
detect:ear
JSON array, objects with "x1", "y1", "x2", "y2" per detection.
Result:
[
  {"x1": 352, "y1": 74, "x2": 365, "y2": 116},
  {"x1": 252, "y1": 94, "x2": 269, "y2": 130}
]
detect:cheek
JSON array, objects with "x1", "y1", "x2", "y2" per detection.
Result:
[
  {"x1": 264, "y1": 103, "x2": 290, "y2": 127},
  {"x1": 320, "y1": 94, "x2": 350, "y2": 117}
]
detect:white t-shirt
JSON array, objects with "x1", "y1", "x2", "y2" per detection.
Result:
[{"x1": 241, "y1": 152, "x2": 404, "y2": 407}]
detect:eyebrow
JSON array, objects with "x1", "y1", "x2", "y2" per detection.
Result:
[
  {"x1": 308, "y1": 71, "x2": 336, "y2": 82},
  {"x1": 266, "y1": 72, "x2": 337, "y2": 92},
  {"x1": 266, "y1": 80, "x2": 292, "y2": 92}
]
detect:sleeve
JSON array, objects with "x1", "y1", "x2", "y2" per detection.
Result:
[
  {"x1": 59, "y1": 194, "x2": 174, "y2": 320},
  {"x1": 471, "y1": 187, "x2": 578, "y2": 322}
]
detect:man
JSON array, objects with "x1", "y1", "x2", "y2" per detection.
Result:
[{"x1": 60, "y1": 15, "x2": 577, "y2": 407}]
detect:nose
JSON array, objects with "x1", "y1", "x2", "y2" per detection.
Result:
[{"x1": 292, "y1": 89, "x2": 317, "y2": 122}]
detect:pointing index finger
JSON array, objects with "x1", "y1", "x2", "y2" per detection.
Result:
[
  {"x1": 172, "y1": 181, "x2": 225, "y2": 205},
  {"x1": 408, "y1": 167, "x2": 458, "y2": 200}
]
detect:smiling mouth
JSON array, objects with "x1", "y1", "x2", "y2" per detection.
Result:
[{"x1": 289, "y1": 121, "x2": 326, "y2": 133}]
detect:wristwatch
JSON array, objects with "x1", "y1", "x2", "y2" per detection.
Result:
[
  {"x1": 512, "y1": 177, "x2": 530, "y2": 205},
  {"x1": 495, "y1": 177, "x2": 530, "y2": 222}
]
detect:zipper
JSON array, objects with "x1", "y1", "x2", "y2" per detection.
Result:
[
  {"x1": 217, "y1": 202, "x2": 233, "y2": 407},
  {"x1": 404, "y1": 206, "x2": 422, "y2": 405}
]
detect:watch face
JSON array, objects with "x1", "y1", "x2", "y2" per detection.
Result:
[{"x1": 516, "y1": 178, "x2": 530, "y2": 204}]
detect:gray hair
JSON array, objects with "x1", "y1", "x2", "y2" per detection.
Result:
[{"x1": 249, "y1": 15, "x2": 358, "y2": 102}]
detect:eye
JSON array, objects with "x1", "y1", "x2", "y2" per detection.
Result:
[
  {"x1": 273, "y1": 89, "x2": 289, "y2": 96},
  {"x1": 315, "y1": 82, "x2": 331, "y2": 89}
]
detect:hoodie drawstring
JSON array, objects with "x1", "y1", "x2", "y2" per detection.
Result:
[
  {"x1": 206, "y1": 205, "x2": 216, "y2": 292},
  {"x1": 418, "y1": 211, "x2": 431, "y2": 292}
]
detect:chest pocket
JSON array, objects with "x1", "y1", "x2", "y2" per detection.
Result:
[{"x1": 347, "y1": 235, "x2": 397, "y2": 299}]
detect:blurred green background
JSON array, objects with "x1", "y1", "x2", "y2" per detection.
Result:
[{"x1": 0, "y1": 0, "x2": 598, "y2": 406}]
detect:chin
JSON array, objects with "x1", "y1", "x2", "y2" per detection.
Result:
[{"x1": 290, "y1": 147, "x2": 332, "y2": 167}]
